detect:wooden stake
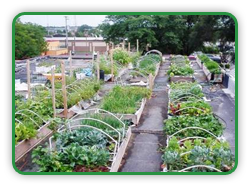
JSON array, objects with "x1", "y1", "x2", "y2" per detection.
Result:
[
  {"x1": 26, "y1": 60, "x2": 31, "y2": 99},
  {"x1": 128, "y1": 42, "x2": 130, "y2": 52},
  {"x1": 69, "y1": 50, "x2": 73, "y2": 77},
  {"x1": 61, "y1": 60, "x2": 68, "y2": 118},
  {"x1": 136, "y1": 39, "x2": 139, "y2": 52},
  {"x1": 110, "y1": 50, "x2": 114, "y2": 82},
  {"x1": 122, "y1": 39, "x2": 125, "y2": 50},
  {"x1": 96, "y1": 51, "x2": 100, "y2": 81},
  {"x1": 149, "y1": 73, "x2": 153, "y2": 90},
  {"x1": 51, "y1": 68, "x2": 56, "y2": 118}
]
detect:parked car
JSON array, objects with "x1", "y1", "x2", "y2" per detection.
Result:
[
  {"x1": 188, "y1": 53, "x2": 197, "y2": 60},
  {"x1": 205, "y1": 54, "x2": 221, "y2": 63}
]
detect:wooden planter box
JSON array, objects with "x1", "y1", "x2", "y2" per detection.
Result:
[
  {"x1": 15, "y1": 122, "x2": 53, "y2": 162},
  {"x1": 151, "y1": 62, "x2": 161, "y2": 86},
  {"x1": 110, "y1": 126, "x2": 132, "y2": 172},
  {"x1": 197, "y1": 58, "x2": 222, "y2": 83},
  {"x1": 170, "y1": 76, "x2": 194, "y2": 83},
  {"x1": 202, "y1": 64, "x2": 223, "y2": 83},
  {"x1": 196, "y1": 58, "x2": 203, "y2": 68},
  {"x1": 113, "y1": 98, "x2": 147, "y2": 125}
]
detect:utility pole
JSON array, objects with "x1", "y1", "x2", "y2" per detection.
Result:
[
  {"x1": 73, "y1": 15, "x2": 77, "y2": 54},
  {"x1": 65, "y1": 16, "x2": 69, "y2": 50},
  {"x1": 46, "y1": 15, "x2": 49, "y2": 36}
]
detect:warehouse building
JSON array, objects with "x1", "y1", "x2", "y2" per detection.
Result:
[{"x1": 45, "y1": 37, "x2": 108, "y2": 54}]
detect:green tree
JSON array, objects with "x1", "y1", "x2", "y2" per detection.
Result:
[
  {"x1": 99, "y1": 15, "x2": 235, "y2": 55},
  {"x1": 15, "y1": 21, "x2": 48, "y2": 59}
]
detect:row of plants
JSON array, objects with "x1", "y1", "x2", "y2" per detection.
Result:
[
  {"x1": 101, "y1": 85, "x2": 152, "y2": 114},
  {"x1": 32, "y1": 111, "x2": 129, "y2": 172},
  {"x1": 54, "y1": 77, "x2": 101, "y2": 108},
  {"x1": 198, "y1": 54, "x2": 221, "y2": 74},
  {"x1": 136, "y1": 54, "x2": 161, "y2": 75},
  {"x1": 167, "y1": 56, "x2": 194, "y2": 77},
  {"x1": 162, "y1": 61, "x2": 233, "y2": 172},
  {"x1": 112, "y1": 48, "x2": 132, "y2": 65},
  {"x1": 15, "y1": 90, "x2": 55, "y2": 144},
  {"x1": 15, "y1": 76, "x2": 101, "y2": 145}
]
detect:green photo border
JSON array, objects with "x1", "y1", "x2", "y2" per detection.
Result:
[
  {"x1": 16, "y1": 181, "x2": 240, "y2": 185},
  {"x1": 12, "y1": 12, "x2": 238, "y2": 175}
]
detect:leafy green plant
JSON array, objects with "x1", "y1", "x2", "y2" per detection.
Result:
[
  {"x1": 55, "y1": 78, "x2": 101, "y2": 108},
  {"x1": 170, "y1": 82, "x2": 204, "y2": 101},
  {"x1": 101, "y1": 86, "x2": 151, "y2": 114},
  {"x1": 130, "y1": 52, "x2": 141, "y2": 67},
  {"x1": 162, "y1": 137, "x2": 234, "y2": 172},
  {"x1": 15, "y1": 122, "x2": 37, "y2": 144},
  {"x1": 169, "y1": 100, "x2": 212, "y2": 116},
  {"x1": 15, "y1": 90, "x2": 54, "y2": 144},
  {"x1": 80, "y1": 114, "x2": 129, "y2": 139},
  {"x1": 198, "y1": 54, "x2": 221, "y2": 74},
  {"x1": 164, "y1": 114, "x2": 224, "y2": 137},
  {"x1": 99, "y1": 56, "x2": 118, "y2": 76},
  {"x1": 32, "y1": 145, "x2": 73, "y2": 172},
  {"x1": 225, "y1": 64, "x2": 230, "y2": 69},
  {"x1": 112, "y1": 48, "x2": 131, "y2": 65},
  {"x1": 32, "y1": 128, "x2": 111, "y2": 172},
  {"x1": 167, "y1": 64, "x2": 194, "y2": 76},
  {"x1": 54, "y1": 128, "x2": 108, "y2": 150}
]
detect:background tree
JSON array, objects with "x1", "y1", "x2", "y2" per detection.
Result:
[
  {"x1": 15, "y1": 21, "x2": 48, "y2": 59},
  {"x1": 99, "y1": 15, "x2": 235, "y2": 55}
]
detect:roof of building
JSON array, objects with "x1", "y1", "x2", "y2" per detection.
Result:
[{"x1": 44, "y1": 37, "x2": 104, "y2": 41}]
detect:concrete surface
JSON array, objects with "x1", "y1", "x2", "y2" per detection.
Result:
[{"x1": 120, "y1": 61, "x2": 169, "y2": 172}]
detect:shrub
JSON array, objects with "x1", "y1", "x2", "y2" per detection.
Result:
[{"x1": 112, "y1": 48, "x2": 131, "y2": 65}]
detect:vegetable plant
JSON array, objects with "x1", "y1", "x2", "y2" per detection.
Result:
[
  {"x1": 167, "y1": 64, "x2": 194, "y2": 76},
  {"x1": 32, "y1": 128, "x2": 111, "y2": 172},
  {"x1": 164, "y1": 114, "x2": 224, "y2": 137},
  {"x1": 198, "y1": 54, "x2": 221, "y2": 74},
  {"x1": 101, "y1": 86, "x2": 151, "y2": 114},
  {"x1": 162, "y1": 137, "x2": 234, "y2": 172},
  {"x1": 112, "y1": 48, "x2": 131, "y2": 65},
  {"x1": 169, "y1": 100, "x2": 212, "y2": 116}
]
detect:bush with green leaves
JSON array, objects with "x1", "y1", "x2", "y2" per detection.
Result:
[
  {"x1": 101, "y1": 86, "x2": 151, "y2": 114},
  {"x1": 112, "y1": 48, "x2": 131, "y2": 65},
  {"x1": 130, "y1": 52, "x2": 141, "y2": 67},
  {"x1": 98, "y1": 56, "x2": 118, "y2": 76},
  {"x1": 162, "y1": 137, "x2": 234, "y2": 172},
  {"x1": 164, "y1": 114, "x2": 224, "y2": 138}
]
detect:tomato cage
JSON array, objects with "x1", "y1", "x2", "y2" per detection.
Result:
[{"x1": 48, "y1": 108, "x2": 131, "y2": 172}]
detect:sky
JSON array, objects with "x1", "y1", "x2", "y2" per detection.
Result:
[{"x1": 20, "y1": 15, "x2": 107, "y2": 27}]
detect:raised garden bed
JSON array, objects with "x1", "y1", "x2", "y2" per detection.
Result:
[
  {"x1": 111, "y1": 98, "x2": 147, "y2": 125},
  {"x1": 167, "y1": 56, "x2": 194, "y2": 83},
  {"x1": 100, "y1": 86, "x2": 151, "y2": 125},
  {"x1": 15, "y1": 121, "x2": 53, "y2": 162},
  {"x1": 163, "y1": 63, "x2": 234, "y2": 172},
  {"x1": 31, "y1": 109, "x2": 133, "y2": 172},
  {"x1": 197, "y1": 54, "x2": 223, "y2": 83},
  {"x1": 162, "y1": 135, "x2": 234, "y2": 172}
]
